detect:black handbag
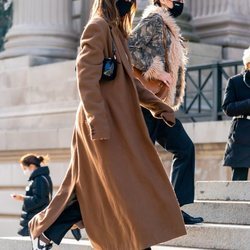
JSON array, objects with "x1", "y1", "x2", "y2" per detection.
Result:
[{"x1": 101, "y1": 28, "x2": 117, "y2": 81}]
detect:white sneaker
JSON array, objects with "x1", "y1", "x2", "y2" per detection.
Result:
[{"x1": 31, "y1": 236, "x2": 53, "y2": 250}]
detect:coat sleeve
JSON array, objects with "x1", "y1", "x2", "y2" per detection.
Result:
[
  {"x1": 129, "y1": 14, "x2": 167, "y2": 80},
  {"x1": 23, "y1": 177, "x2": 50, "y2": 213},
  {"x1": 76, "y1": 19, "x2": 110, "y2": 140},
  {"x1": 222, "y1": 77, "x2": 250, "y2": 117},
  {"x1": 134, "y1": 79, "x2": 175, "y2": 127}
]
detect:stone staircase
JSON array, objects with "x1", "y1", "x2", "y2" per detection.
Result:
[
  {"x1": 0, "y1": 181, "x2": 249, "y2": 250},
  {"x1": 165, "y1": 181, "x2": 250, "y2": 250},
  {"x1": 0, "y1": 237, "x2": 207, "y2": 250}
]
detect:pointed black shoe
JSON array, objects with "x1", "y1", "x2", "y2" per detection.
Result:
[
  {"x1": 182, "y1": 210, "x2": 204, "y2": 225},
  {"x1": 71, "y1": 228, "x2": 82, "y2": 241}
]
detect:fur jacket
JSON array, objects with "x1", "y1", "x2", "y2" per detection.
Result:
[{"x1": 129, "y1": 5, "x2": 188, "y2": 110}]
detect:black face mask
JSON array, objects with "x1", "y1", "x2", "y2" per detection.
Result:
[
  {"x1": 116, "y1": 0, "x2": 133, "y2": 17},
  {"x1": 169, "y1": 1, "x2": 184, "y2": 18},
  {"x1": 245, "y1": 70, "x2": 250, "y2": 79}
]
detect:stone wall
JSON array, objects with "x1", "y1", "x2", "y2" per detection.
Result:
[{"x1": 0, "y1": 0, "x2": 249, "y2": 239}]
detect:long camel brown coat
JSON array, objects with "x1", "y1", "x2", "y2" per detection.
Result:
[{"x1": 29, "y1": 16, "x2": 186, "y2": 250}]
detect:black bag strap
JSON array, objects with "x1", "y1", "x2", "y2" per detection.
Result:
[
  {"x1": 109, "y1": 26, "x2": 117, "y2": 59},
  {"x1": 41, "y1": 175, "x2": 52, "y2": 201}
]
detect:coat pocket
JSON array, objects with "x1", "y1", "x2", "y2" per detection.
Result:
[{"x1": 232, "y1": 119, "x2": 250, "y2": 145}]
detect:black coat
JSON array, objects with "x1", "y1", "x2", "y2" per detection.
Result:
[
  {"x1": 222, "y1": 73, "x2": 250, "y2": 168},
  {"x1": 18, "y1": 166, "x2": 53, "y2": 236}
]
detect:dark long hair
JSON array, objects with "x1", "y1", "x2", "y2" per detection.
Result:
[{"x1": 19, "y1": 154, "x2": 49, "y2": 167}]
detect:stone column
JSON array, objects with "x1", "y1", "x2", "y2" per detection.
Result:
[
  {"x1": 133, "y1": 0, "x2": 148, "y2": 25},
  {"x1": 189, "y1": 0, "x2": 250, "y2": 49},
  {"x1": 176, "y1": 4, "x2": 199, "y2": 42},
  {"x1": 81, "y1": 0, "x2": 93, "y2": 28},
  {"x1": 0, "y1": 0, "x2": 78, "y2": 60}
]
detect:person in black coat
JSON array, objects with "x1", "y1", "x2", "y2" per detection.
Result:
[
  {"x1": 222, "y1": 47, "x2": 250, "y2": 180},
  {"x1": 11, "y1": 154, "x2": 53, "y2": 236},
  {"x1": 11, "y1": 153, "x2": 82, "y2": 248}
]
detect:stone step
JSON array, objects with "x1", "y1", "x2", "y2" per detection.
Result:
[
  {"x1": 196, "y1": 181, "x2": 250, "y2": 201},
  {"x1": 0, "y1": 237, "x2": 206, "y2": 250},
  {"x1": 0, "y1": 237, "x2": 92, "y2": 250},
  {"x1": 183, "y1": 200, "x2": 250, "y2": 225},
  {"x1": 165, "y1": 223, "x2": 250, "y2": 250}
]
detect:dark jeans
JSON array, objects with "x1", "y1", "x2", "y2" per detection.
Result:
[
  {"x1": 232, "y1": 168, "x2": 249, "y2": 181},
  {"x1": 142, "y1": 108, "x2": 195, "y2": 206},
  {"x1": 44, "y1": 200, "x2": 82, "y2": 245}
]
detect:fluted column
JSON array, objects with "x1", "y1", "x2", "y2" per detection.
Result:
[
  {"x1": 176, "y1": 5, "x2": 199, "y2": 42},
  {"x1": 189, "y1": 0, "x2": 250, "y2": 48},
  {"x1": 81, "y1": 0, "x2": 93, "y2": 28},
  {"x1": 134, "y1": 0, "x2": 148, "y2": 25},
  {"x1": 0, "y1": 0, "x2": 78, "y2": 60}
]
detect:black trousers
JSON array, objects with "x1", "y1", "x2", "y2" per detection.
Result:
[
  {"x1": 44, "y1": 200, "x2": 82, "y2": 245},
  {"x1": 142, "y1": 108, "x2": 195, "y2": 206},
  {"x1": 43, "y1": 200, "x2": 151, "y2": 249},
  {"x1": 232, "y1": 168, "x2": 249, "y2": 181}
]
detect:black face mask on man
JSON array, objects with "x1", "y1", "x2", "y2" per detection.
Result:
[
  {"x1": 116, "y1": 0, "x2": 133, "y2": 17},
  {"x1": 169, "y1": 1, "x2": 184, "y2": 18}
]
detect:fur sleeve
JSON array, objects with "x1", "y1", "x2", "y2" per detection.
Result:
[{"x1": 129, "y1": 14, "x2": 166, "y2": 77}]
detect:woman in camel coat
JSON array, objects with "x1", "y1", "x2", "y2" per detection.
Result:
[{"x1": 29, "y1": 0, "x2": 186, "y2": 249}]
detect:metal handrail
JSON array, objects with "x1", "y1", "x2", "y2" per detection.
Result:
[{"x1": 177, "y1": 60, "x2": 243, "y2": 122}]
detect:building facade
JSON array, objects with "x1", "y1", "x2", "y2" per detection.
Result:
[{"x1": 0, "y1": 0, "x2": 249, "y2": 238}]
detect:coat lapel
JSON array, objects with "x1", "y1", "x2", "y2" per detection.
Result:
[{"x1": 110, "y1": 26, "x2": 134, "y2": 81}]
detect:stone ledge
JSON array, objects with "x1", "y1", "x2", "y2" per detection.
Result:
[
  {"x1": 0, "y1": 56, "x2": 64, "y2": 70},
  {"x1": 183, "y1": 200, "x2": 250, "y2": 225},
  {"x1": 0, "y1": 121, "x2": 231, "y2": 152},
  {"x1": 166, "y1": 223, "x2": 250, "y2": 250},
  {"x1": 0, "y1": 100, "x2": 78, "y2": 119},
  {"x1": 0, "y1": 237, "x2": 92, "y2": 250},
  {"x1": 196, "y1": 181, "x2": 250, "y2": 201},
  {"x1": 0, "y1": 128, "x2": 72, "y2": 151},
  {"x1": 0, "y1": 237, "x2": 209, "y2": 250},
  {"x1": 183, "y1": 120, "x2": 231, "y2": 144}
]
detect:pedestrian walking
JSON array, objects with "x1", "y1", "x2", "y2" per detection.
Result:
[
  {"x1": 11, "y1": 154, "x2": 53, "y2": 237},
  {"x1": 222, "y1": 46, "x2": 250, "y2": 181},
  {"x1": 28, "y1": 0, "x2": 186, "y2": 249},
  {"x1": 129, "y1": 0, "x2": 203, "y2": 224}
]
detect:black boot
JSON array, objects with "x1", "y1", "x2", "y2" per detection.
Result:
[
  {"x1": 71, "y1": 228, "x2": 82, "y2": 241},
  {"x1": 182, "y1": 210, "x2": 204, "y2": 224}
]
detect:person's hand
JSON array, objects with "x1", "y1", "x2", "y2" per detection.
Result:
[
  {"x1": 10, "y1": 194, "x2": 24, "y2": 201},
  {"x1": 157, "y1": 72, "x2": 173, "y2": 87},
  {"x1": 71, "y1": 224, "x2": 79, "y2": 230}
]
